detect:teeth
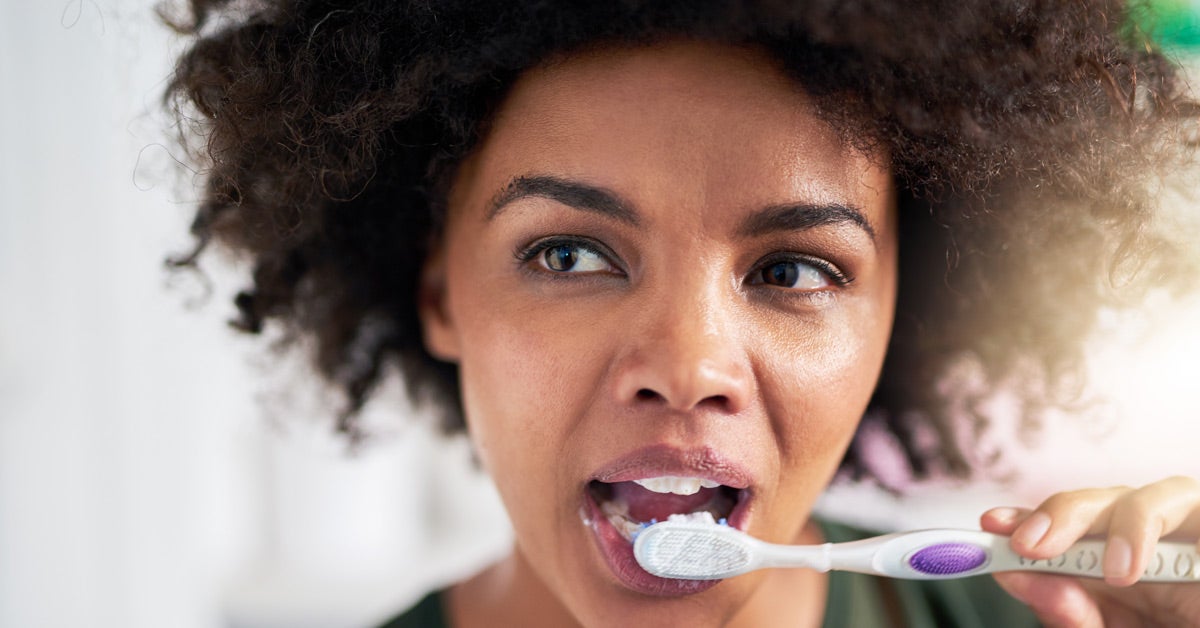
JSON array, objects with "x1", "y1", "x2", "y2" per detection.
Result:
[
  {"x1": 604, "y1": 510, "x2": 641, "y2": 540},
  {"x1": 593, "y1": 476, "x2": 730, "y2": 542},
  {"x1": 600, "y1": 498, "x2": 630, "y2": 518},
  {"x1": 601, "y1": 504, "x2": 732, "y2": 542},
  {"x1": 665, "y1": 511, "x2": 717, "y2": 525},
  {"x1": 633, "y1": 476, "x2": 721, "y2": 495}
]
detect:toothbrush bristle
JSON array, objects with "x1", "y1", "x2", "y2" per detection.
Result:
[{"x1": 634, "y1": 522, "x2": 753, "y2": 580}]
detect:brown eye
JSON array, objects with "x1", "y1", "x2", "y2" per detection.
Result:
[
  {"x1": 755, "y1": 260, "x2": 831, "y2": 290},
  {"x1": 762, "y1": 262, "x2": 797, "y2": 286},
  {"x1": 537, "y1": 243, "x2": 613, "y2": 273},
  {"x1": 543, "y1": 245, "x2": 577, "y2": 271}
]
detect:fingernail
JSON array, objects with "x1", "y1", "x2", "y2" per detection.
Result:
[
  {"x1": 989, "y1": 507, "x2": 1021, "y2": 524},
  {"x1": 1104, "y1": 536, "x2": 1132, "y2": 580},
  {"x1": 1012, "y1": 512, "x2": 1052, "y2": 548}
]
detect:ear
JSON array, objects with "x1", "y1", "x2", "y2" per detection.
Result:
[{"x1": 417, "y1": 247, "x2": 462, "y2": 362}]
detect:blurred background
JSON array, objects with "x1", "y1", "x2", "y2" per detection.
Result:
[{"x1": 1, "y1": 2, "x2": 1198, "y2": 627}]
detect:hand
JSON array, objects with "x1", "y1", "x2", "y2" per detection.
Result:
[{"x1": 980, "y1": 476, "x2": 1200, "y2": 628}]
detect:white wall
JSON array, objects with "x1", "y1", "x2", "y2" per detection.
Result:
[
  {"x1": 0, "y1": 4, "x2": 508, "y2": 627},
  {"x1": 0, "y1": 3, "x2": 1197, "y2": 627}
]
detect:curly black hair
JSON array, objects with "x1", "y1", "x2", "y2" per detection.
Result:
[{"x1": 162, "y1": 0, "x2": 1197, "y2": 479}]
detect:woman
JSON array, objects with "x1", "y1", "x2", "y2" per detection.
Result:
[{"x1": 164, "y1": 1, "x2": 1200, "y2": 626}]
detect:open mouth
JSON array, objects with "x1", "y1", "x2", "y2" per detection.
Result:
[
  {"x1": 580, "y1": 447, "x2": 754, "y2": 595},
  {"x1": 583, "y1": 475, "x2": 751, "y2": 595},
  {"x1": 587, "y1": 477, "x2": 742, "y2": 540}
]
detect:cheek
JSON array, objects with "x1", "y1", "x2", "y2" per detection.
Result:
[
  {"x1": 451, "y1": 283, "x2": 605, "y2": 483},
  {"x1": 761, "y1": 298, "x2": 893, "y2": 460}
]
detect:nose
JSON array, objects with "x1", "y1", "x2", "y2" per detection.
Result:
[{"x1": 612, "y1": 282, "x2": 753, "y2": 415}]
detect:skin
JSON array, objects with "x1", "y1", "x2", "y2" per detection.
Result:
[
  {"x1": 981, "y1": 478, "x2": 1200, "y2": 627},
  {"x1": 417, "y1": 40, "x2": 1200, "y2": 627}
]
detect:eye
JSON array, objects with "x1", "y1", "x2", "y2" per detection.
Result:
[
  {"x1": 541, "y1": 243, "x2": 608, "y2": 273},
  {"x1": 748, "y1": 255, "x2": 849, "y2": 291},
  {"x1": 518, "y1": 237, "x2": 621, "y2": 275},
  {"x1": 758, "y1": 260, "x2": 827, "y2": 289}
]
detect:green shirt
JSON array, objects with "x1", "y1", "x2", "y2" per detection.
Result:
[{"x1": 379, "y1": 520, "x2": 1038, "y2": 627}]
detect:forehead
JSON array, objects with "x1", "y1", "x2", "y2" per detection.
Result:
[{"x1": 456, "y1": 40, "x2": 891, "y2": 226}]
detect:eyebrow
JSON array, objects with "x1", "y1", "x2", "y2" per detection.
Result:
[
  {"x1": 486, "y1": 174, "x2": 876, "y2": 245},
  {"x1": 487, "y1": 175, "x2": 639, "y2": 226},
  {"x1": 736, "y1": 202, "x2": 877, "y2": 244}
]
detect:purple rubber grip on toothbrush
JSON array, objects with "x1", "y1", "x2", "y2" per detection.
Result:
[{"x1": 908, "y1": 543, "x2": 989, "y2": 575}]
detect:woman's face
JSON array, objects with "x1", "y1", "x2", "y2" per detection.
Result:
[{"x1": 420, "y1": 41, "x2": 898, "y2": 624}]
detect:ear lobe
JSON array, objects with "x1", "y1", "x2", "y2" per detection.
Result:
[{"x1": 417, "y1": 251, "x2": 462, "y2": 362}]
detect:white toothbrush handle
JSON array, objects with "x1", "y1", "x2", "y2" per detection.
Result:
[
  {"x1": 758, "y1": 529, "x2": 1200, "y2": 582},
  {"x1": 988, "y1": 538, "x2": 1200, "y2": 582}
]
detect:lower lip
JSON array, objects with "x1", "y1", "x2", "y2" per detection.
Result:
[{"x1": 582, "y1": 489, "x2": 748, "y2": 596}]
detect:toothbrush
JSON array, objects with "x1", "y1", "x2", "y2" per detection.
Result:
[{"x1": 633, "y1": 520, "x2": 1200, "y2": 582}]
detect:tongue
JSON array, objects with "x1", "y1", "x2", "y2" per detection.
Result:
[{"x1": 610, "y1": 481, "x2": 719, "y2": 522}]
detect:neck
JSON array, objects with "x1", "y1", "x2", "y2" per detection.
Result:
[{"x1": 448, "y1": 546, "x2": 580, "y2": 628}]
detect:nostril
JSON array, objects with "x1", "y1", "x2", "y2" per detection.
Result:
[
  {"x1": 635, "y1": 388, "x2": 732, "y2": 411},
  {"x1": 700, "y1": 395, "x2": 732, "y2": 412}
]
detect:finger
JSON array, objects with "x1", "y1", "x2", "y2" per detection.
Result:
[
  {"x1": 1008, "y1": 487, "x2": 1128, "y2": 559},
  {"x1": 1103, "y1": 475, "x2": 1200, "y2": 587},
  {"x1": 980, "y1": 506, "x2": 1033, "y2": 535},
  {"x1": 992, "y1": 572, "x2": 1104, "y2": 628},
  {"x1": 1187, "y1": 507, "x2": 1200, "y2": 545}
]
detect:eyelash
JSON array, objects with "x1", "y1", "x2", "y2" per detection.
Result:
[
  {"x1": 748, "y1": 253, "x2": 853, "y2": 289},
  {"x1": 514, "y1": 236, "x2": 852, "y2": 291},
  {"x1": 514, "y1": 236, "x2": 624, "y2": 275}
]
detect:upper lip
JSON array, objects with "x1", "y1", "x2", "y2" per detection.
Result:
[{"x1": 589, "y1": 444, "x2": 753, "y2": 490}]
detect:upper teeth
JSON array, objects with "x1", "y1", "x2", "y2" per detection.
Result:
[{"x1": 633, "y1": 476, "x2": 720, "y2": 495}]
